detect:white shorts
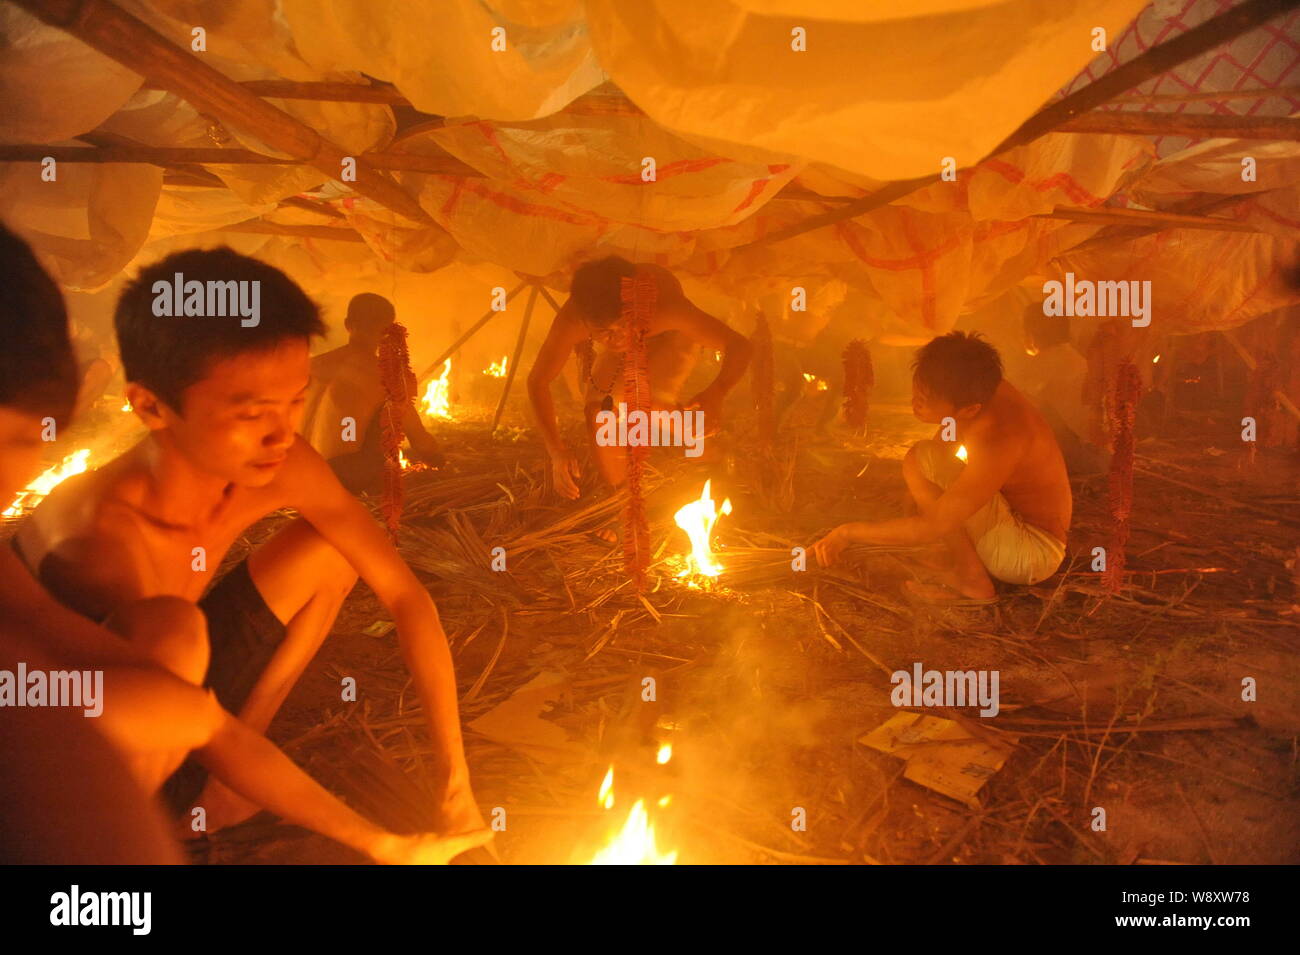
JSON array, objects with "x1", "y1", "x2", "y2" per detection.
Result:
[{"x1": 913, "y1": 439, "x2": 1066, "y2": 586}]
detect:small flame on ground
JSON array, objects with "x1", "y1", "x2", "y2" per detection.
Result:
[
  {"x1": 598, "y1": 767, "x2": 615, "y2": 810},
  {"x1": 589, "y1": 767, "x2": 676, "y2": 865},
  {"x1": 121, "y1": 401, "x2": 132, "y2": 412},
  {"x1": 421, "y1": 360, "x2": 452, "y2": 420},
  {"x1": 673, "y1": 479, "x2": 732, "y2": 580},
  {"x1": 802, "y1": 373, "x2": 829, "y2": 392},
  {"x1": 1152, "y1": 354, "x2": 1161, "y2": 364},
  {"x1": 955, "y1": 444, "x2": 968, "y2": 462},
  {"x1": 4, "y1": 448, "x2": 92, "y2": 517},
  {"x1": 485, "y1": 355, "x2": 508, "y2": 378},
  {"x1": 656, "y1": 743, "x2": 672, "y2": 765},
  {"x1": 1025, "y1": 344, "x2": 1040, "y2": 357}
]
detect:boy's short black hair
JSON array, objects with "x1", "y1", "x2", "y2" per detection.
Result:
[
  {"x1": 570, "y1": 255, "x2": 638, "y2": 327},
  {"x1": 912, "y1": 331, "x2": 1003, "y2": 408},
  {"x1": 115, "y1": 247, "x2": 325, "y2": 411},
  {"x1": 0, "y1": 222, "x2": 79, "y2": 422},
  {"x1": 344, "y1": 293, "x2": 395, "y2": 337}
]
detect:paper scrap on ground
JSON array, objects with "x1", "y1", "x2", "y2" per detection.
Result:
[
  {"x1": 859, "y1": 712, "x2": 1017, "y2": 810},
  {"x1": 467, "y1": 670, "x2": 581, "y2": 764}
]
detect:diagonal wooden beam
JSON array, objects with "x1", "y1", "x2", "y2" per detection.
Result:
[
  {"x1": 490, "y1": 285, "x2": 539, "y2": 433},
  {"x1": 12, "y1": 0, "x2": 433, "y2": 225}
]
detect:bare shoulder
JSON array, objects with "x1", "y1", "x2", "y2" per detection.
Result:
[
  {"x1": 263, "y1": 435, "x2": 346, "y2": 506},
  {"x1": 311, "y1": 345, "x2": 348, "y2": 371},
  {"x1": 643, "y1": 264, "x2": 686, "y2": 302}
]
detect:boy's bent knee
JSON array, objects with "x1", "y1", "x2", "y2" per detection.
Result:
[{"x1": 109, "y1": 596, "x2": 210, "y2": 683}]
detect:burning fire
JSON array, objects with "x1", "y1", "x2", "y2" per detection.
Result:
[
  {"x1": 1152, "y1": 354, "x2": 1161, "y2": 364},
  {"x1": 589, "y1": 764, "x2": 677, "y2": 865},
  {"x1": 484, "y1": 355, "x2": 509, "y2": 378},
  {"x1": 420, "y1": 360, "x2": 452, "y2": 420},
  {"x1": 955, "y1": 444, "x2": 968, "y2": 462},
  {"x1": 121, "y1": 401, "x2": 132, "y2": 412},
  {"x1": 802, "y1": 373, "x2": 829, "y2": 392},
  {"x1": 673, "y1": 479, "x2": 732, "y2": 581},
  {"x1": 4, "y1": 448, "x2": 92, "y2": 517}
]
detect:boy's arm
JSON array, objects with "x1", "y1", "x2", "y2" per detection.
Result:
[
  {"x1": 527, "y1": 304, "x2": 587, "y2": 498},
  {"x1": 810, "y1": 435, "x2": 1023, "y2": 564},
  {"x1": 94, "y1": 667, "x2": 487, "y2": 863},
  {"x1": 658, "y1": 282, "x2": 752, "y2": 432},
  {"x1": 526, "y1": 303, "x2": 586, "y2": 456},
  {"x1": 283, "y1": 440, "x2": 482, "y2": 834}
]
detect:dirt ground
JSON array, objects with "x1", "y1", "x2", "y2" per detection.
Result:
[{"x1": 162, "y1": 390, "x2": 1300, "y2": 866}]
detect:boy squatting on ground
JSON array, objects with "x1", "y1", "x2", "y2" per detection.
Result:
[
  {"x1": 302, "y1": 292, "x2": 442, "y2": 494},
  {"x1": 0, "y1": 226, "x2": 487, "y2": 863},
  {"x1": 13, "y1": 244, "x2": 487, "y2": 846},
  {"x1": 528, "y1": 255, "x2": 753, "y2": 503},
  {"x1": 810, "y1": 332, "x2": 1072, "y2": 602}
]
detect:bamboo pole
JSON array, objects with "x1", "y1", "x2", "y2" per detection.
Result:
[
  {"x1": 490, "y1": 285, "x2": 539, "y2": 433},
  {"x1": 217, "y1": 220, "x2": 365, "y2": 242},
  {"x1": 1062, "y1": 189, "x2": 1284, "y2": 255},
  {"x1": 1035, "y1": 205, "x2": 1263, "y2": 234},
  {"x1": 740, "y1": 0, "x2": 1299, "y2": 250},
  {"x1": 1114, "y1": 84, "x2": 1300, "y2": 105},
  {"x1": 0, "y1": 144, "x2": 481, "y2": 176},
  {"x1": 12, "y1": 0, "x2": 433, "y2": 225},
  {"x1": 1058, "y1": 111, "x2": 1300, "y2": 140},
  {"x1": 417, "y1": 281, "x2": 530, "y2": 382}
]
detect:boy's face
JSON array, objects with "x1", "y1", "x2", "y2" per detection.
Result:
[
  {"x1": 912, "y1": 375, "x2": 982, "y2": 425},
  {"x1": 911, "y1": 376, "x2": 955, "y2": 424},
  {"x1": 0, "y1": 406, "x2": 47, "y2": 505},
  {"x1": 132, "y1": 339, "x2": 311, "y2": 487}
]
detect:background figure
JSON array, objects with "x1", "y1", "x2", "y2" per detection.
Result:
[{"x1": 303, "y1": 293, "x2": 441, "y2": 494}]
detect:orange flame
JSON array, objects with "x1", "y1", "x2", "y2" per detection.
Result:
[
  {"x1": 589, "y1": 766, "x2": 676, "y2": 865},
  {"x1": 484, "y1": 355, "x2": 508, "y2": 378},
  {"x1": 420, "y1": 360, "x2": 452, "y2": 421},
  {"x1": 955, "y1": 444, "x2": 968, "y2": 462},
  {"x1": 802, "y1": 373, "x2": 829, "y2": 392},
  {"x1": 4, "y1": 448, "x2": 92, "y2": 517},
  {"x1": 673, "y1": 479, "x2": 732, "y2": 580}
]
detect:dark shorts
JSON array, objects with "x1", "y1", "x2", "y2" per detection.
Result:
[{"x1": 161, "y1": 559, "x2": 288, "y2": 815}]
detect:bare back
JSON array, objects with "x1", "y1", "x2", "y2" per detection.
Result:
[{"x1": 964, "y1": 381, "x2": 1072, "y2": 542}]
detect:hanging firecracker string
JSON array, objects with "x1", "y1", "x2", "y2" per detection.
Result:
[
  {"x1": 1082, "y1": 320, "x2": 1123, "y2": 450},
  {"x1": 1104, "y1": 358, "x2": 1141, "y2": 594},
  {"x1": 842, "y1": 338, "x2": 873, "y2": 431},
  {"x1": 620, "y1": 273, "x2": 656, "y2": 591},
  {"x1": 377, "y1": 322, "x2": 418, "y2": 541}
]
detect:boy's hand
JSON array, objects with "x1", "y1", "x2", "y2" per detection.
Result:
[
  {"x1": 411, "y1": 437, "x2": 445, "y2": 469},
  {"x1": 685, "y1": 390, "x2": 723, "y2": 437},
  {"x1": 550, "y1": 446, "x2": 581, "y2": 500},
  {"x1": 371, "y1": 828, "x2": 492, "y2": 865},
  {"x1": 810, "y1": 526, "x2": 850, "y2": 567}
]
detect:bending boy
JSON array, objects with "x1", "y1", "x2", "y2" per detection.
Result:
[
  {"x1": 811, "y1": 332, "x2": 1071, "y2": 601},
  {"x1": 0, "y1": 226, "x2": 484, "y2": 862},
  {"x1": 16, "y1": 247, "x2": 483, "y2": 838}
]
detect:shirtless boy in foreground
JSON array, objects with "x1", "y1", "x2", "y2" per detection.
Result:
[
  {"x1": 811, "y1": 332, "x2": 1071, "y2": 601},
  {"x1": 17, "y1": 247, "x2": 485, "y2": 842},
  {"x1": 303, "y1": 292, "x2": 442, "y2": 493},
  {"x1": 528, "y1": 256, "x2": 752, "y2": 500},
  {"x1": 0, "y1": 227, "x2": 485, "y2": 863}
]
